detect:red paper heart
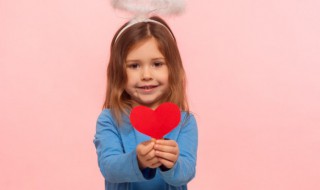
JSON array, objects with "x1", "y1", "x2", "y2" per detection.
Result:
[{"x1": 130, "y1": 102, "x2": 181, "y2": 139}]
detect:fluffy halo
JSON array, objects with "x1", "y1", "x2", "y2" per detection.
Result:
[{"x1": 111, "y1": 0, "x2": 186, "y2": 16}]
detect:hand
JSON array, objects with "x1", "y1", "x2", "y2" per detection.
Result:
[
  {"x1": 154, "y1": 139, "x2": 179, "y2": 169},
  {"x1": 136, "y1": 139, "x2": 161, "y2": 169}
]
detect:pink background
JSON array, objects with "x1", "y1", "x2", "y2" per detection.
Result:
[{"x1": 1, "y1": 0, "x2": 320, "y2": 189}]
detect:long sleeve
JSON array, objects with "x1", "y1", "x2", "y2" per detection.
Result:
[
  {"x1": 93, "y1": 110, "x2": 153, "y2": 183},
  {"x1": 159, "y1": 114, "x2": 198, "y2": 186}
]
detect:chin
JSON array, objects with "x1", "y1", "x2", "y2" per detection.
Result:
[{"x1": 138, "y1": 100, "x2": 157, "y2": 107}]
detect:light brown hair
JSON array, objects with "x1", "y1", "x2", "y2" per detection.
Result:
[{"x1": 103, "y1": 16, "x2": 189, "y2": 124}]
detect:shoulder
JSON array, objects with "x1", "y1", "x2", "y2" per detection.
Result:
[
  {"x1": 97, "y1": 109, "x2": 113, "y2": 121},
  {"x1": 180, "y1": 111, "x2": 197, "y2": 125},
  {"x1": 96, "y1": 109, "x2": 118, "y2": 129},
  {"x1": 97, "y1": 109, "x2": 112, "y2": 120}
]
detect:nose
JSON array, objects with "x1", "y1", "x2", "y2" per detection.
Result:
[{"x1": 141, "y1": 66, "x2": 152, "y2": 81}]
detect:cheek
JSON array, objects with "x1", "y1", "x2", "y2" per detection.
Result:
[
  {"x1": 163, "y1": 75, "x2": 169, "y2": 84},
  {"x1": 125, "y1": 71, "x2": 138, "y2": 86},
  {"x1": 126, "y1": 74, "x2": 133, "y2": 81},
  {"x1": 162, "y1": 69, "x2": 169, "y2": 83},
  {"x1": 125, "y1": 70, "x2": 132, "y2": 82}
]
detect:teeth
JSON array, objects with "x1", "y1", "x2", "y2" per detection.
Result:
[
  {"x1": 138, "y1": 85, "x2": 157, "y2": 89},
  {"x1": 141, "y1": 86, "x2": 153, "y2": 89}
]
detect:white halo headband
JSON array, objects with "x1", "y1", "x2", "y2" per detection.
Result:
[
  {"x1": 111, "y1": 0, "x2": 186, "y2": 15},
  {"x1": 114, "y1": 18, "x2": 175, "y2": 42},
  {"x1": 111, "y1": 0, "x2": 186, "y2": 42}
]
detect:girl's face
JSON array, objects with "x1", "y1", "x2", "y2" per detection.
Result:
[{"x1": 125, "y1": 37, "x2": 169, "y2": 110}]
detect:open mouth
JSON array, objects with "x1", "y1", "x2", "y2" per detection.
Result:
[{"x1": 137, "y1": 85, "x2": 158, "y2": 90}]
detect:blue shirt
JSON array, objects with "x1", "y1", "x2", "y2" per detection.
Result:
[{"x1": 93, "y1": 109, "x2": 198, "y2": 190}]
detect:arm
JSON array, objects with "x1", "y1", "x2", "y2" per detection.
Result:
[
  {"x1": 158, "y1": 114, "x2": 198, "y2": 186},
  {"x1": 93, "y1": 110, "x2": 154, "y2": 183}
]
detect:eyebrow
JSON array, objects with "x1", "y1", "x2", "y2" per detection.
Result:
[{"x1": 126, "y1": 57, "x2": 166, "y2": 63}]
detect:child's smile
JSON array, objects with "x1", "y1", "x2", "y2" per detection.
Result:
[
  {"x1": 125, "y1": 37, "x2": 169, "y2": 109},
  {"x1": 136, "y1": 85, "x2": 159, "y2": 93}
]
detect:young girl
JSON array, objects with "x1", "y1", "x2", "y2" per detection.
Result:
[{"x1": 94, "y1": 16, "x2": 198, "y2": 190}]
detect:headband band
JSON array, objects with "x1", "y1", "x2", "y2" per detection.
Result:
[{"x1": 115, "y1": 18, "x2": 175, "y2": 42}]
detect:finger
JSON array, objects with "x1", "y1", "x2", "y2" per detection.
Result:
[
  {"x1": 150, "y1": 162, "x2": 162, "y2": 168},
  {"x1": 155, "y1": 150, "x2": 177, "y2": 162},
  {"x1": 142, "y1": 139, "x2": 156, "y2": 145},
  {"x1": 156, "y1": 139, "x2": 177, "y2": 147},
  {"x1": 143, "y1": 156, "x2": 161, "y2": 169},
  {"x1": 138, "y1": 141, "x2": 155, "y2": 156},
  {"x1": 147, "y1": 156, "x2": 160, "y2": 166},
  {"x1": 154, "y1": 144, "x2": 178, "y2": 155},
  {"x1": 145, "y1": 149, "x2": 156, "y2": 160},
  {"x1": 158, "y1": 158, "x2": 175, "y2": 169}
]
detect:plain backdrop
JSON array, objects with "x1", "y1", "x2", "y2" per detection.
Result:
[{"x1": 1, "y1": 0, "x2": 320, "y2": 189}]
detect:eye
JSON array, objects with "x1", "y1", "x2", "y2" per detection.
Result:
[
  {"x1": 127, "y1": 63, "x2": 140, "y2": 69},
  {"x1": 152, "y1": 61, "x2": 165, "y2": 68}
]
